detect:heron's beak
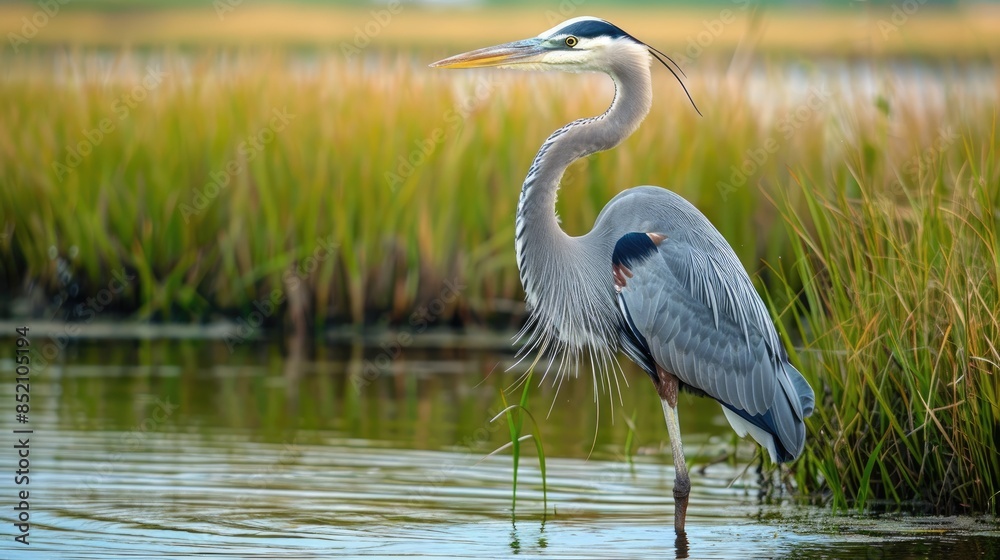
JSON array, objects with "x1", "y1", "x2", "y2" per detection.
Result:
[{"x1": 430, "y1": 38, "x2": 546, "y2": 69}]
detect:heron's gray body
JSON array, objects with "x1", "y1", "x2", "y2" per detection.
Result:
[
  {"x1": 521, "y1": 181, "x2": 815, "y2": 462},
  {"x1": 603, "y1": 187, "x2": 814, "y2": 462}
]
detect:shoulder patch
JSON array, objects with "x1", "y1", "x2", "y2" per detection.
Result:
[
  {"x1": 612, "y1": 232, "x2": 664, "y2": 291},
  {"x1": 612, "y1": 232, "x2": 662, "y2": 269}
]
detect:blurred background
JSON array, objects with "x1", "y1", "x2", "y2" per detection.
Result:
[
  {"x1": 1, "y1": 0, "x2": 998, "y2": 327},
  {"x1": 0, "y1": 1, "x2": 998, "y2": 558}
]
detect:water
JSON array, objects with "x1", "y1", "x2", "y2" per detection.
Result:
[{"x1": 0, "y1": 334, "x2": 997, "y2": 559}]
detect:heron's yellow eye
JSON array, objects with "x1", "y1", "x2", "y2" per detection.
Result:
[{"x1": 564, "y1": 36, "x2": 578, "y2": 48}]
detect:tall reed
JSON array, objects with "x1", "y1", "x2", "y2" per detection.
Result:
[
  {"x1": 0, "y1": 50, "x2": 814, "y2": 324},
  {"x1": 768, "y1": 96, "x2": 1000, "y2": 515}
]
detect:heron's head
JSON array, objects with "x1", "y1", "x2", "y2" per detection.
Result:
[
  {"x1": 430, "y1": 16, "x2": 698, "y2": 114},
  {"x1": 431, "y1": 17, "x2": 654, "y2": 73}
]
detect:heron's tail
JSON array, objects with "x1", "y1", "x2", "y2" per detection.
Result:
[
  {"x1": 769, "y1": 362, "x2": 814, "y2": 462},
  {"x1": 721, "y1": 361, "x2": 814, "y2": 464},
  {"x1": 785, "y1": 362, "x2": 815, "y2": 418}
]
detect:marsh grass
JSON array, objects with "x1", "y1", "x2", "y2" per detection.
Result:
[
  {"x1": 1, "y1": 50, "x2": 829, "y2": 324},
  {"x1": 2, "y1": 49, "x2": 998, "y2": 514},
  {"x1": 767, "y1": 115, "x2": 1000, "y2": 515}
]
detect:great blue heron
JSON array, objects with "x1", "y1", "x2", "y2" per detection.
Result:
[{"x1": 431, "y1": 16, "x2": 815, "y2": 534}]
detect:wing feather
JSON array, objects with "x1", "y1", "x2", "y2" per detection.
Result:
[{"x1": 613, "y1": 231, "x2": 811, "y2": 462}]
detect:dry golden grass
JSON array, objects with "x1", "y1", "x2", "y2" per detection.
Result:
[{"x1": 1, "y1": 4, "x2": 999, "y2": 57}]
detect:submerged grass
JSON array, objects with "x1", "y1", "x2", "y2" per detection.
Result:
[
  {"x1": 623, "y1": 410, "x2": 638, "y2": 464},
  {"x1": 491, "y1": 371, "x2": 548, "y2": 517}
]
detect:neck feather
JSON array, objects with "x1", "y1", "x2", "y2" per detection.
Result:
[{"x1": 514, "y1": 44, "x2": 653, "y2": 354}]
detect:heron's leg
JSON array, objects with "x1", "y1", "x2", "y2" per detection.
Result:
[
  {"x1": 661, "y1": 399, "x2": 690, "y2": 534},
  {"x1": 656, "y1": 366, "x2": 690, "y2": 535}
]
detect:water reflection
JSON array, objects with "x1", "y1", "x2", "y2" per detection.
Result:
[
  {"x1": 675, "y1": 531, "x2": 690, "y2": 559},
  {"x1": 0, "y1": 336, "x2": 996, "y2": 559}
]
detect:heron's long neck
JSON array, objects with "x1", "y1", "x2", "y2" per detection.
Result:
[{"x1": 515, "y1": 53, "x2": 653, "y2": 348}]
